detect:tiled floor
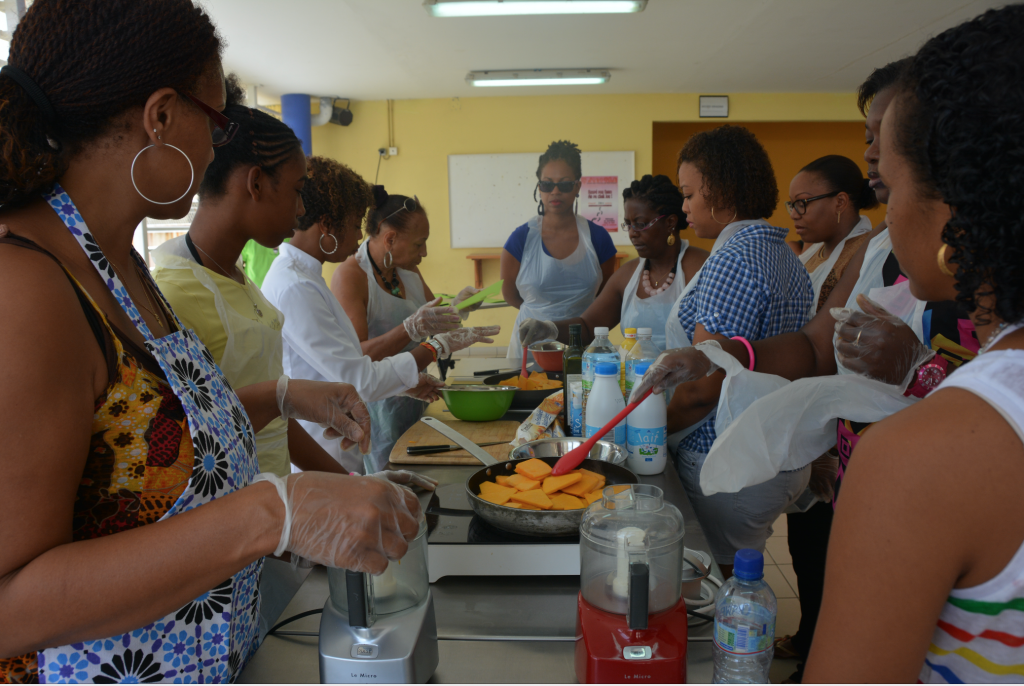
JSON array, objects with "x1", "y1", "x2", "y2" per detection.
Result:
[{"x1": 764, "y1": 515, "x2": 804, "y2": 683}]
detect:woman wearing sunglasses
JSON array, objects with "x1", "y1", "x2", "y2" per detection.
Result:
[
  {"x1": 330, "y1": 189, "x2": 497, "y2": 470},
  {"x1": 501, "y1": 139, "x2": 618, "y2": 360}
]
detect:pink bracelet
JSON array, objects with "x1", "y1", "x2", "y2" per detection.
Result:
[{"x1": 730, "y1": 336, "x2": 756, "y2": 371}]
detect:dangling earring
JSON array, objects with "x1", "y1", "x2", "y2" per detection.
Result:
[
  {"x1": 534, "y1": 184, "x2": 545, "y2": 216},
  {"x1": 384, "y1": 250, "x2": 394, "y2": 269},
  {"x1": 130, "y1": 142, "x2": 194, "y2": 205},
  {"x1": 667, "y1": 233, "x2": 676, "y2": 246},
  {"x1": 937, "y1": 244, "x2": 955, "y2": 277},
  {"x1": 573, "y1": 198, "x2": 578, "y2": 215},
  {"x1": 837, "y1": 211, "x2": 842, "y2": 225},
  {"x1": 319, "y1": 232, "x2": 339, "y2": 255}
]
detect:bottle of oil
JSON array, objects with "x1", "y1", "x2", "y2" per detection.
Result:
[{"x1": 563, "y1": 324, "x2": 585, "y2": 437}]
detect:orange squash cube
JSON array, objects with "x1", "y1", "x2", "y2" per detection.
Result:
[
  {"x1": 517, "y1": 503, "x2": 542, "y2": 510},
  {"x1": 478, "y1": 482, "x2": 516, "y2": 505},
  {"x1": 542, "y1": 472, "x2": 583, "y2": 495},
  {"x1": 495, "y1": 475, "x2": 511, "y2": 486},
  {"x1": 515, "y1": 458, "x2": 553, "y2": 481},
  {"x1": 550, "y1": 493, "x2": 585, "y2": 510},
  {"x1": 506, "y1": 474, "x2": 540, "y2": 491},
  {"x1": 584, "y1": 491, "x2": 603, "y2": 505},
  {"x1": 504, "y1": 502, "x2": 522, "y2": 509},
  {"x1": 510, "y1": 488, "x2": 552, "y2": 509},
  {"x1": 563, "y1": 472, "x2": 600, "y2": 497}
]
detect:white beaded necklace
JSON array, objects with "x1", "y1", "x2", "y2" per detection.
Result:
[{"x1": 641, "y1": 258, "x2": 677, "y2": 296}]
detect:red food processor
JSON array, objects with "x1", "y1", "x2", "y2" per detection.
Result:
[{"x1": 575, "y1": 484, "x2": 688, "y2": 683}]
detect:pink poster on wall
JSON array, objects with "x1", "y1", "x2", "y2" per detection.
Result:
[{"x1": 579, "y1": 176, "x2": 619, "y2": 232}]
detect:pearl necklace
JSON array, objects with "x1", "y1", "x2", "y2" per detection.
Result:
[{"x1": 641, "y1": 258, "x2": 677, "y2": 296}]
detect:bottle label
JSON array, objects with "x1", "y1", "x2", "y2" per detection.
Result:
[
  {"x1": 713, "y1": 617, "x2": 775, "y2": 655},
  {"x1": 627, "y1": 425, "x2": 666, "y2": 461},
  {"x1": 585, "y1": 423, "x2": 625, "y2": 446},
  {"x1": 568, "y1": 375, "x2": 584, "y2": 437}
]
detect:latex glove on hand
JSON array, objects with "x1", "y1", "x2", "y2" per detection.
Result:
[
  {"x1": 832, "y1": 294, "x2": 934, "y2": 387},
  {"x1": 370, "y1": 469, "x2": 439, "y2": 491},
  {"x1": 402, "y1": 373, "x2": 445, "y2": 402},
  {"x1": 403, "y1": 297, "x2": 461, "y2": 340},
  {"x1": 277, "y1": 375, "x2": 372, "y2": 454},
  {"x1": 434, "y1": 325, "x2": 501, "y2": 356},
  {"x1": 627, "y1": 348, "x2": 720, "y2": 403},
  {"x1": 254, "y1": 471, "x2": 421, "y2": 574},
  {"x1": 451, "y1": 286, "x2": 483, "y2": 321},
  {"x1": 518, "y1": 318, "x2": 559, "y2": 348}
]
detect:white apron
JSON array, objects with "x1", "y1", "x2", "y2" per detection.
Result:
[
  {"x1": 355, "y1": 241, "x2": 429, "y2": 472},
  {"x1": 800, "y1": 215, "x2": 873, "y2": 317},
  {"x1": 507, "y1": 215, "x2": 602, "y2": 360},
  {"x1": 620, "y1": 240, "x2": 690, "y2": 352},
  {"x1": 39, "y1": 184, "x2": 262, "y2": 683}
]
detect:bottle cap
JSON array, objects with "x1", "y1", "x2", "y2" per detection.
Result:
[
  {"x1": 634, "y1": 362, "x2": 651, "y2": 375},
  {"x1": 625, "y1": 328, "x2": 637, "y2": 337},
  {"x1": 595, "y1": 362, "x2": 618, "y2": 376},
  {"x1": 733, "y1": 549, "x2": 764, "y2": 580},
  {"x1": 637, "y1": 327, "x2": 653, "y2": 335},
  {"x1": 594, "y1": 327, "x2": 610, "y2": 336}
]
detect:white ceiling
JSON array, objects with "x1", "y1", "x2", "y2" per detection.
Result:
[{"x1": 204, "y1": 0, "x2": 1005, "y2": 103}]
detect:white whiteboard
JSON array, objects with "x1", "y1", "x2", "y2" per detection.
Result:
[{"x1": 448, "y1": 151, "x2": 636, "y2": 249}]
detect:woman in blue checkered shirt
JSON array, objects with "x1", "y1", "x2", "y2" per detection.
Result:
[{"x1": 669, "y1": 125, "x2": 814, "y2": 573}]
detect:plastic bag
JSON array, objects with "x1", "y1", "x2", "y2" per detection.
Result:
[{"x1": 510, "y1": 390, "x2": 566, "y2": 448}]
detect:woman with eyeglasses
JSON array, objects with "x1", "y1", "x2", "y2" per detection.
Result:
[
  {"x1": 788, "y1": 155, "x2": 877, "y2": 315},
  {"x1": 0, "y1": 2, "x2": 421, "y2": 682},
  {"x1": 330, "y1": 189, "x2": 498, "y2": 470},
  {"x1": 501, "y1": 140, "x2": 618, "y2": 360},
  {"x1": 517, "y1": 174, "x2": 709, "y2": 351}
]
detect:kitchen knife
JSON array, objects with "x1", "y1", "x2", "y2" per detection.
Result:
[
  {"x1": 406, "y1": 441, "x2": 507, "y2": 456},
  {"x1": 419, "y1": 417, "x2": 500, "y2": 467}
]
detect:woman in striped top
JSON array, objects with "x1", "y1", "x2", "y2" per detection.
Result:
[{"x1": 805, "y1": 5, "x2": 1024, "y2": 682}]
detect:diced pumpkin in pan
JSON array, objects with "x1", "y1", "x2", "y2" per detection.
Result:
[
  {"x1": 515, "y1": 458, "x2": 553, "y2": 481},
  {"x1": 584, "y1": 491, "x2": 603, "y2": 505},
  {"x1": 550, "y1": 493, "x2": 585, "y2": 510},
  {"x1": 517, "y1": 503, "x2": 542, "y2": 510},
  {"x1": 495, "y1": 475, "x2": 511, "y2": 486},
  {"x1": 542, "y1": 472, "x2": 582, "y2": 494},
  {"x1": 510, "y1": 489, "x2": 552, "y2": 509},
  {"x1": 478, "y1": 483, "x2": 516, "y2": 505},
  {"x1": 504, "y1": 502, "x2": 522, "y2": 509},
  {"x1": 562, "y1": 472, "x2": 600, "y2": 497},
  {"x1": 506, "y1": 474, "x2": 540, "y2": 491}
]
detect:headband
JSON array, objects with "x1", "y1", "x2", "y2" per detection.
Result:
[{"x1": 1, "y1": 65, "x2": 56, "y2": 124}]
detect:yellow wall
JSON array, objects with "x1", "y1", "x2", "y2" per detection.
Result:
[{"x1": 311, "y1": 92, "x2": 863, "y2": 347}]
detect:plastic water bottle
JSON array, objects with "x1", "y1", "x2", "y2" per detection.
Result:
[
  {"x1": 712, "y1": 550, "x2": 777, "y2": 684},
  {"x1": 584, "y1": 362, "x2": 626, "y2": 449},
  {"x1": 626, "y1": 362, "x2": 667, "y2": 475},
  {"x1": 624, "y1": 328, "x2": 661, "y2": 398},
  {"x1": 582, "y1": 327, "x2": 619, "y2": 420},
  {"x1": 619, "y1": 327, "x2": 637, "y2": 396}
]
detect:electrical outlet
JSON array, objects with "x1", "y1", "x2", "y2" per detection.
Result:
[{"x1": 388, "y1": 147, "x2": 399, "y2": 157}]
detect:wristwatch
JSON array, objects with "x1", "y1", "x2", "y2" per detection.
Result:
[
  {"x1": 424, "y1": 337, "x2": 447, "y2": 359},
  {"x1": 904, "y1": 355, "x2": 948, "y2": 398}
]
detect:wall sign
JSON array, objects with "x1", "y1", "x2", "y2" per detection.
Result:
[
  {"x1": 699, "y1": 95, "x2": 729, "y2": 118},
  {"x1": 579, "y1": 176, "x2": 620, "y2": 232}
]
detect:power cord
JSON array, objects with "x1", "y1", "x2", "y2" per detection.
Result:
[{"x1": 267, "y1": 608, "x2": 323, "y2": 638}]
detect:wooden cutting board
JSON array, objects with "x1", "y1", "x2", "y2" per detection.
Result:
[{"x1": 390, "y1": 419, "x2": 519, "y2": 465}]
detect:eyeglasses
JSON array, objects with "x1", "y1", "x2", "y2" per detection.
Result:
[
  {"x1": 537, "y1": 180, "x2": 578, "y2": 193},
  {"x1": 621, "y1": 215, "x2": 666, "y2": 232},
  {"x1": 381, "y1": 195, "x2": 420, "y2": 225},
  {"x1": 184, "y1": 93, "x2": 239, "y2": 147},
  {"x1": 785, "y1": 190, "x2": 840, "y2": 217}
]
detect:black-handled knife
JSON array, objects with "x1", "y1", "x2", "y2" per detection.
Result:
[{"x1": 406, "y1": 441, "x2": 506, "y2": 456}]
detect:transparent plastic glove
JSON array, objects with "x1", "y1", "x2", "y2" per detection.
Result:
[
  {"x1": 518, "y1": 318, "x2": 559, "y2": 348},
  {"x1": 277, "y1": 375, "x2": 372, "y2": 454},
  {"x1": 627, "y1": 347, "x2": 720, "y2": 403},
  {"x1": 403, "y1": 297, "x2": 461, "y2": 340},
  {"x1": 370, "y1": 469, "x2": 439, "y2": 491},
  {"x1": 401, "y1": 373, "x2": 445, "y2": 402},
  {"x1": 254, "y1": 471, "x2": 421, "y2": 574},
  {"x1": 807, "y1": 450, "x2": 839, "y2": 503},
  {"x1": 451, "y1": 286, "x2": 483, "y2": 320},
  {"x1": 832, "y1": 294, "x2": 934, "y2": 387},
  {"x1": 433, "y1": 325, "x2": 501, "y2": 356}
]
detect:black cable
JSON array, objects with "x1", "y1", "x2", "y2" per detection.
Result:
[
  {"x1": 375, "y1": 149, "x2": 384, "y2": 184},
  {"x1": 267, "y1": 608, "x2": 323, "y2": 637}
]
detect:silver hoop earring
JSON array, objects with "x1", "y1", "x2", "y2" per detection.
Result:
[
  {"x1": 319, "y1": 232, "x2": 339, "y2": 255},
  {"x1": 384, "y1": 251, "x2": 394, "y2": 269},
  {"x1": 131, "y1": 144, "x2": 194, "y2": 205}
]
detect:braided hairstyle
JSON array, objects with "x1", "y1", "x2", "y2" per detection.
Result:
[
  {"x1": 622, "y1": 174, "x2": 686, "y2": 233},
  {"x1": 297, "y1": 156, "x2": 374, "y2": 236},
  {"x1": 0, "y1": 0, "x2": 222, "y2": 206},
  {"x1": 857, "y1": 57, "x2": 912, "y2": 116},
  {"x1": 366, "y1": 190, "x2": 427, "y2": 237},
  {"x1": 198, "y1": 74, "x2": 303, "y2": 199},
  {"x1": 892, "y1": 4, "x2": 1024, "y2": 325},
  {"x1": 536, "y1": 140, "x2": 582, "y2": 180},
  {"x1": 799, "y1": 155, "x2": 879, "y2": 211}
]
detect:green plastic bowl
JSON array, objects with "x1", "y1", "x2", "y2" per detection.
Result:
[{"x1": 440, "y1": 385, "x2": 517, "y2": 422}]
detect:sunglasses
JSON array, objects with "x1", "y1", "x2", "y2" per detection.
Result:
[
  {"x1": 380, "y1": 196, "x2": 420, "y2": 226},
  {"x1": 537, "y1": 180, "x2": 578, "y2": 193},
  {"x1": 785, "y1": 190, "x2": 840, "y2": 217},
  {"x1": 184, "y1": 92, "x2": 239, "y2": 147}
]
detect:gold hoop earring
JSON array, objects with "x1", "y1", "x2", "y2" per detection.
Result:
[
  {"x1": 711, "y1": 208, "x2": 737, "y2": 225},
  {"x1": 937, "y1": 244, "x2": 955, "y2": 277},
  {"x1": 667, "y1": 234, "x2": 676, "y2": 246}
]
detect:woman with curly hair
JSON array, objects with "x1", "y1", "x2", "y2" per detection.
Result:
[
  {"x1": 806, "y1": 5, "x2": 1024, "y2": 681},
  {"x1": 670, "y1": 125, "x2": 814, "y2": 573},
  {"x1": 263, "y1": 161, "x2": 498, "y2": 473},
  {"x1": 501, "y1": 140, "x2": 618, "y2": 360}
]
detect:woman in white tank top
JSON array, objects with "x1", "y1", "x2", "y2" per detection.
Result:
[{"x1": 805, "y1": 7, "x2": 1024, "y2": 681}]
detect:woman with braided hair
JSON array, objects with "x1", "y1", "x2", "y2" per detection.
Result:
[{"x1": 0, "y1": 1, "x2": 421, "y2": 682}]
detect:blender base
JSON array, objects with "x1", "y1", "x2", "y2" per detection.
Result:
[{"x1": 318, "y1": 591, "x2": 439, "y2": 684}]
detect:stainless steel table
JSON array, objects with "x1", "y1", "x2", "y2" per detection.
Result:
[{"x1": 239, "y1": 461, "x2": 720, "y2": 683}]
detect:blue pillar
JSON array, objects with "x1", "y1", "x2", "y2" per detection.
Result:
[{"x1": 281, "y1": 93, "x2": 312, "y2": 156}]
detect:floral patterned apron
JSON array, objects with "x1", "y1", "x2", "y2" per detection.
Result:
[{"x1": 37, "y1": 185, "x2": 262, "y2": 684}]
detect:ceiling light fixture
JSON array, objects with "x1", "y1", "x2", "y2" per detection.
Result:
[
  {"x1": 425, "y1": 0, "x2": 646, "y2": 17},
  {"x1": 467, "y1": 69, "x2": 611, "y2": 87}
]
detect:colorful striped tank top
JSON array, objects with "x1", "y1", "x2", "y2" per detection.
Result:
[{"x1": 920, "y1": 347, "x2": 1024, "y2": 683}]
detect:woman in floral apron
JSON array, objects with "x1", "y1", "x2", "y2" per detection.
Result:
[{"x1": 0, "y1": 1, "x2": 420, "y2": 683}]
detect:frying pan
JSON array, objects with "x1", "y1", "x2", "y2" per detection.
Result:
[{"x1": 483, "y1": 371, "x2": 564, "y2": 412}]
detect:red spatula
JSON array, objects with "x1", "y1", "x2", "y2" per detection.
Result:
[
  {"x1": 521, "y1": 345, "x2": 530, "y2": 381},
  {"x1": 551, "y1": 388, "x2": 653, "y2": 476}
]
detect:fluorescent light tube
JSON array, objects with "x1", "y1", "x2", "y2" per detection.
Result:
[
  {"x1": 467, "y1": 69, "x2": 611, "y2": 87},
  {"x1": 426, "y1": 1, "x2": 646, "y2": 17}
]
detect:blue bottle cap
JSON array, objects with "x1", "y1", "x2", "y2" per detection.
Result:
[
  {"x1": 634, "y1": 362, "x2": 651, "y2": 375},
  {"x1": 595, "y1": 362, "x2": 618, "y2": 376},
  {"x1": 733, "y1": 549, "x2": 764, "y2": 580}
]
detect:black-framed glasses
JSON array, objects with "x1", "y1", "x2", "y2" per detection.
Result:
[
  {"x1": 621, "y1": 215, "x2": 666, "y2": 232},
  {"x1": 381, "y1": 195, "x2": 420, "y2": 225},
  {"x1": 537, "y1": 180, "x2": 578, "y2": 193},
  {"x1": 785, "y1": 190, "x2": 840, "y2": 217},
  {"x1": 184, "y1": 93, "x2": 239, "y2": 147}
]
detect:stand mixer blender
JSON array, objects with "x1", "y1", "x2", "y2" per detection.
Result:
[
  {"x1": 319, "y1": 517, "x2": 439, "y2": 683},
  {"x1": 575, "y1": 484, "x2": 689, "y2": 683}
]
